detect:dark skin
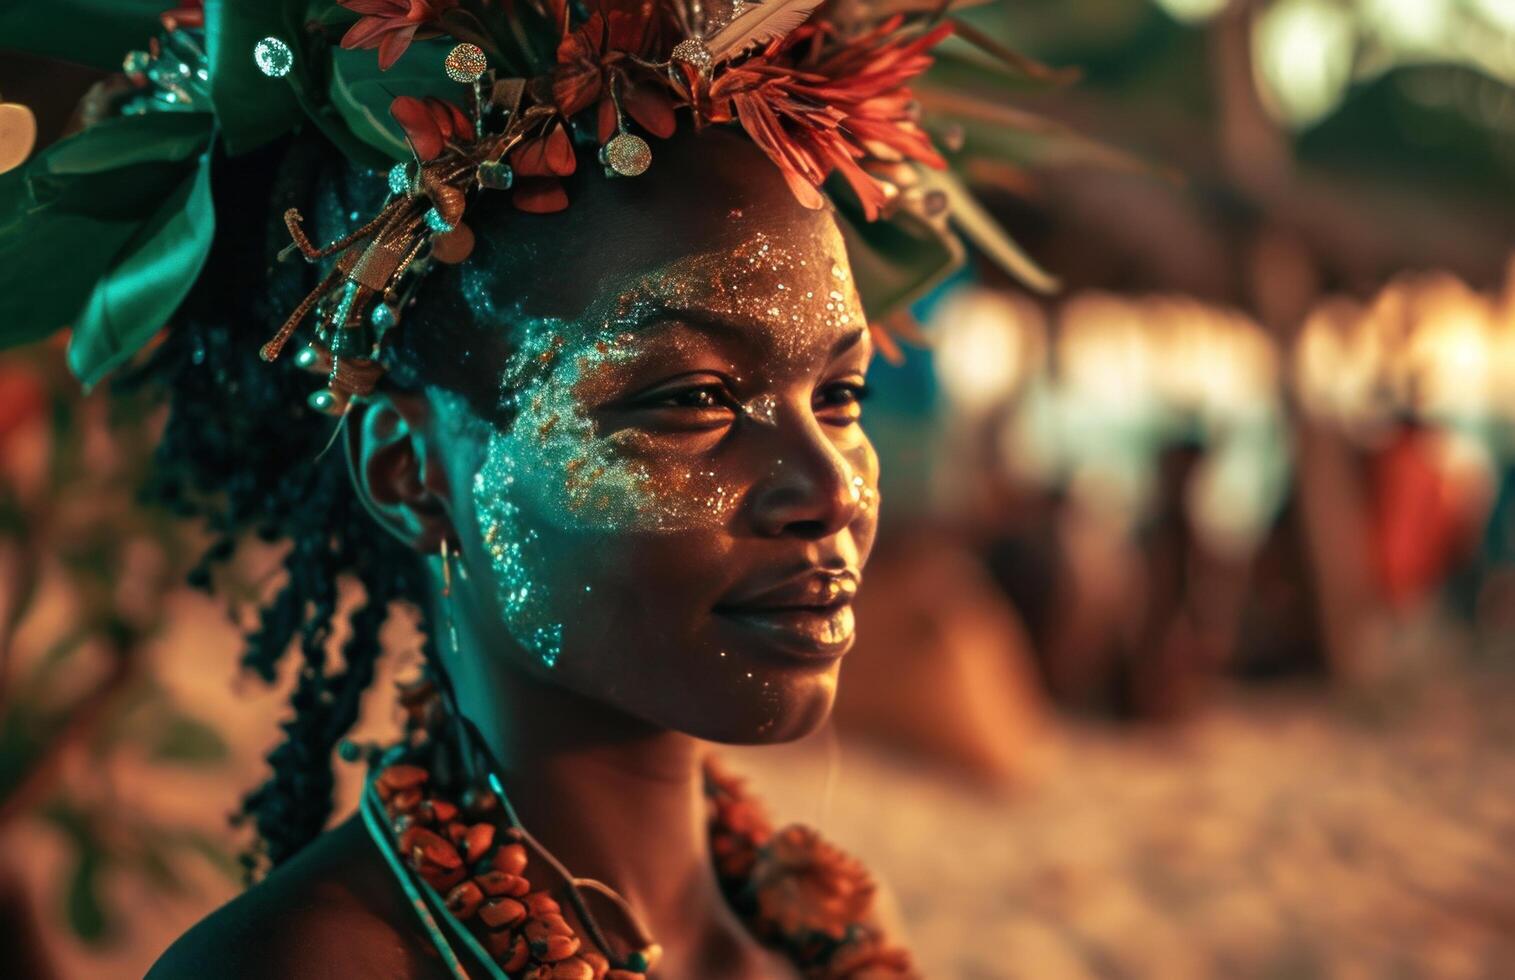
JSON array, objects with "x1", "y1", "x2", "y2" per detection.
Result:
[{"x1": 150, "y1": 130, "x2": 882, "y2": 978}]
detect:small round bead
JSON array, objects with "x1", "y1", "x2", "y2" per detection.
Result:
[
  {"x1": 370, "y1": 303, "x2": 398, "y2": 330},
  {"x1": 307, "y1": 389, "x2": 338, "y2": 413},
  {"x1": 253, "y1": 37, "x2": 294, "y2": 78},
  {"x1": 388, "y1": 162, "x2": 412, "y2": 196},
  {"x1": 478, "y1": 159, "x2": 514, "y2": 190},
  {"x1": 424, "y1": 207, "x2": 454, "y2": 233},
  {"x1": 601, "y1": 133, "x2": 651, "y2": 177},
  {"x1": 444, "y1": 42, "x2": 488, "y2": 83}
]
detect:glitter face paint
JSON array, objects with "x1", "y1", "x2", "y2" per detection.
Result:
[{"x1": 467, "y1": 224, "x2": 879, "y2": 671}]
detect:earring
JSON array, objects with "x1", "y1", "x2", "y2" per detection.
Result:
[
  {"x1": 434, "y1": 539, "x2": 478, "y2": 784},
  {"x1": 438, "y1": 539, "x2": 461, "y2": 659}
]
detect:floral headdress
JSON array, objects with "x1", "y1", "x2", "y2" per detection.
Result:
[{"x1": 0, "y1": 0, "x2": 1065, "y2": 406}]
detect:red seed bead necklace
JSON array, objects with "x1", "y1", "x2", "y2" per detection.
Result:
[{"x1": 351, "y1": 677, "x2": 917, "y2": 979}]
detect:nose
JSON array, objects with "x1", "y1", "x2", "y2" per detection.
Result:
[{"x1": 746, "y1": 416, "x2": 865, "y2": 540}]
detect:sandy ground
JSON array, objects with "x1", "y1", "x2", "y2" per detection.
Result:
[
  {"x1": 729, "y1": 675, "x2": 1515, "y2": 980},
  {"x1": 10, "y1": 593, "x2": 1515, "y2": 979}
]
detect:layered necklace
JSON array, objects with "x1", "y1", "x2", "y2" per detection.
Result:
[{"x1": 350, "y1": 675, "x2": 916, "y2": 979}]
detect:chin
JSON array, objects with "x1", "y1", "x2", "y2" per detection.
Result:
[{"x1": 675, "y1": 658, "x2": 842, "y2": 746}]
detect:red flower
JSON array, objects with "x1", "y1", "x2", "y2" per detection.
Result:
[
  {"x1": 704, "y1": 759, "x2": 775, "y2": 881},
  {"x1": 390, "y1": 96, "x2": 474, "y2": 161},
  {"x1": 750, "y1": 825, "x2": 877, "y2": 942},
  {"x1": 553, "y1": 0, "x2": 676, "y2": 143},
  {"x1": 825, "y1": 935, "x2": 916, "y2": 978},
  {"x1": 511, "y1": 119, "x2": 577, "y2": 177},
  {"x1": 339, "y1": 0, "x2": 458, "y2": 70},
  {"x1": 502, "y1": 119, "x2": 576, "y2": 213},
  {"x1": 703, "y1": 18, "x2": 951, "y2": 220}
]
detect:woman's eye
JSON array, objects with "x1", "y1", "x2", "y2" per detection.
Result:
[
  {"x1": 815, "y1": 381, "x2": 870, "y2": 423},
  {"x1": 663, "y1": 387, "x2": 728, "y2": 409},
  {"x1": 628, "y1": 382, "x2": 739, "y2": 432}
]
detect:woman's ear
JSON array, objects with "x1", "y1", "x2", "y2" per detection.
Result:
[{"x1": 345, "y1": 389, "x2": 455, "y2": 552}]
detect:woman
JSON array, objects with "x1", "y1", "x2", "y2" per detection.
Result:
[
  {"x1": 148, "y1": 123, "x2": 885, "y2": 980},
  {"x1": 0, "y1": 1, "x2": 1049, "y2": 975}
]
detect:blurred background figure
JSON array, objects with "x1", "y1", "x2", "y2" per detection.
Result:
[{"x1": 3, "y1": 0, "x2": 1515, "y2": 977}]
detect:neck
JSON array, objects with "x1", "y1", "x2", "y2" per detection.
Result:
[{"x1": 442, "y1": 608, "x2": 734, "y2": 961}]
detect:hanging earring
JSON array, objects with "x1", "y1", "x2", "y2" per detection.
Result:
[
  {"x1": 433, "y1": 538, "x2": 479, "y2": 785},
  {"x1": 423, "y1": 542, "x2": 661, "y2": 974},
  {"x1": 439, "y1": 538, "x2": 463, "y2": 660}
]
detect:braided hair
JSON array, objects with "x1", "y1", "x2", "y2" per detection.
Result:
[{"x1": 118, "y1": 135, "x2": 443, "y2": 876}]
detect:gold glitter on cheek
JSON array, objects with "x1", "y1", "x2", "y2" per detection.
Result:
[
  {"x1": 487, "y1": 318, "x2": 747, "y2": 539},
  {"x1": 602, "y1": 429, "x2": 745, "y2": 531},
  {"x1": 851, "y1": 473, "x2": 879, "y2": 516}
]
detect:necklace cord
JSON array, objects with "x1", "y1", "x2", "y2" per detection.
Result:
[
  {"x1": 417, "y1": 579, "x2": 651, "y2": 968},
  {"x1": 360, "y1": 780, "x2": 488, "y2": 980},
  {"x1": 460, "y1": 715, "x2": 657, "y2": 966},
  {"x1": 419, "y1": 554, "x2": 651, "y2": 969},
  {"x1": 433, "y1": 541, "x2": 481, "y2": 787}
]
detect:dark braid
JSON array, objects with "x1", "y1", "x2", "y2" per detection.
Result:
[{"x1": 116, "y1": 134, "x2": 434, "y2": 874}]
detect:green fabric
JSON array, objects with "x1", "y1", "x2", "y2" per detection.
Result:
[
  {"x1": 830, "y1": 178, "x2": 965, "y2": 318},
  {"x1": 0, "y1": 113, "x2": 213, "y2": 360},
  {"x1": 923, "y1": 167, "x2": 1059, "y2": 295},
  {"x1": 204, "y1": 0, "x2": 305, "y2": 154},
  {"x1": 0, "y1": 1, "x2": 1017, "y2": 384},
  {"x1": 328, "y1": 38, "x2": 474, "y2": 163},
  {"x1": 40, "y1": 112, "x2": 212, "y2": 177},
  {"x1": 0, "y1": 0, "x2": 163, "y2": 71},
  {"x1": 69, "y1": 151, "x2": 215, "y2": 387}
]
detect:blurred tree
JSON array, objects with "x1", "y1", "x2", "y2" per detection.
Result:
[{"x1": 0, "y1": 339, "x2": 237, "y2": 970}]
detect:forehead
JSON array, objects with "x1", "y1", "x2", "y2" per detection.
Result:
[
  {"x1": 470, "y1": 129, "x2": 861, "y2": 321},
  {"x1": 604, "y1": 223, "x2": 865, "y2": 361},
  {"x1": 446, "y1": 132, "x2": 871, "y2": 406}
]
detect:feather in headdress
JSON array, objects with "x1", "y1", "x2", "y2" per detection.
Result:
[{"x1": 704, "y1": 0, "x2": 826, "y2": 64}]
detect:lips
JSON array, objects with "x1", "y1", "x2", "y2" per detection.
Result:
[{"x1": 714, "y1": 568, "x2": 860, "y2": 660}]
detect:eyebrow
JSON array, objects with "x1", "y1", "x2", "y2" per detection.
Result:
[
  {"x1": 631, "y1": 303, "x2": 754, "y2": 344},
  {"x1": 627, "y1": 302, "x2": 868, "y2": 360},
  {"x1": 831, "y1": 326, "x2": 867, "y2": 358}
]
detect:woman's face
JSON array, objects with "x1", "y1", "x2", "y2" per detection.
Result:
[{"x1": 432, "y1": 133, "x2": 880, "y2": 743}]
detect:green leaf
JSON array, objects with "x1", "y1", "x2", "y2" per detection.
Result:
[
  {"x1": 0, "y1": 195, "x2": 134, "y2": 350},
  {"x1": 137, "y1": 842, "x2": 185, "y2": 894},
  {"x1": 38, "y1": 112, "x2": 212, "y2": 177},
  {"x1": 204, "y1": 0, "x2": 306, "y2": 154},
  {"x1": 172, "y1": 830, "x2": 241, "y2": 882},
  {"x1": 0, "y1": 0, "x2": 164, "y2": 71},
  {"x1": 46, "y1": 805, "x2": 113, "y2": 946},
  {"x1": 65, "y1": 845, "x2": 109, "y2": 944},
  {"x1": 328, "y1": 38, "x2": 471, "y2": 162},
  {"x1": 278, "y1": 1, "x2": 383, "y2": 165},
  {"x1": 917, "y1": 166, "x2": 1059, "y2": 294},
  {"x1": 147, "y1": 712, "x2": 229, "y2": 764},
  {"x1": 830, "y1": 180, "x2": 965, "y2": 318},
  {"x1": 0, "y1": 113, "x2": 212, "y2": 353},
  {"x1": 67, "y1": 151, "x2": 216, "y2": 388},
  {"x1": 0, "y1": 705, "x2": 46, "y2": 807}
]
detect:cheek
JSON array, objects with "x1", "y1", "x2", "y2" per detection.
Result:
[
  {"x1": 470, "y1": 399, "x2": 745, "y2": 674},
  {"x1": 468, "y1": 419, "x2": 872, "y2": 742},
  {"x1": 472, "y1": 427, "x2": 570, "y2": 669},
  {"x1": 846, "y1": 434, "x2": 882, "y2": 563}
]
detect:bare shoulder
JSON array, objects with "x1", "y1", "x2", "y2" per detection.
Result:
[{"x1": 147, "y1": 816, "x2": 452, "y2": 980}]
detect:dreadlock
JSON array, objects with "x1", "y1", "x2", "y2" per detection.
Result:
[
  {"x1": 116, "y1": 107, "x2": 554, "y2": 872},
  {"x1": 117, "y1": 134, "x2": 434, "y2": 875}
]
